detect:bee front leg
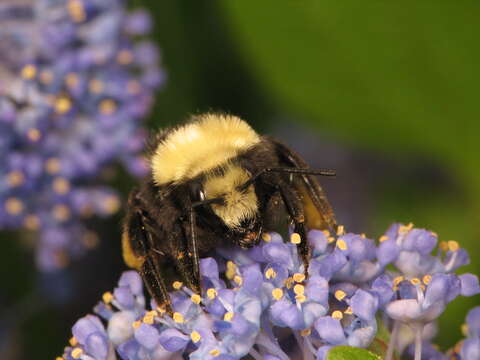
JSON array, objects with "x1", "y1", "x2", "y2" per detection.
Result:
[
  {"x1": 141, "y1": 255, "x2": 173, "y2": 315},
  {"x1": 185, "y1": 206, "x2": 201, "y2": 294},
  {"x1": 278, "y1": 182, "x2": 310, "y2": 277}
]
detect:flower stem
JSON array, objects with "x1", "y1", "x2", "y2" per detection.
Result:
[
  {"x1": 386, "y1": 320, "x2": 399, "y2": 360},
  {"x1": 414, "y1": 325, "x2": 423, "y2": 360}
]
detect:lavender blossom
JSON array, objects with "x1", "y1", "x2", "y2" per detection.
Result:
[
  {"x1": 375, "y1": 224, "x2": 480, "y2": 360},
  {"x1": 0, "y1": 0, "x2": 164, "y2": 270},
  {"x1": 61, "y1": 226, "x2": 479, "y2": 360}
]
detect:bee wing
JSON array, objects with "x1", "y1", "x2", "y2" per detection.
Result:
[{"x1": 270, "y1": 137, "x2": 337, "y2": 232}]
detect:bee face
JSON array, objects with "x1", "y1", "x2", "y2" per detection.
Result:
[{"x1": 203, "y1": 164, "x2": 261, "y2": 247}]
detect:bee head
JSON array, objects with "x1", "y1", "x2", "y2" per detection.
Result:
[{"x1": 201, "y1": 164, "x2": 262, "y2": 248}]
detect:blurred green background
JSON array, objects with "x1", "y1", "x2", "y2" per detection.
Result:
[{"x1": 3, "y1": 1, "x2": 479, "y2": 358}]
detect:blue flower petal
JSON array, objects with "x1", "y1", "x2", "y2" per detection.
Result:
[
  {"x1": 158, "y1": 328, "x2": 189, "y2": 352},
  {"x1": 459, "y1": 273, "x2": 480, "y2": 296},
  {"x1": 134, "y1": 323, "x2": 160, "y2": 351},
  {"x1": 314, "y1": 316, "x2": 346, "y2": 345}
]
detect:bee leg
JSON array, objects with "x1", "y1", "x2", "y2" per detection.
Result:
[
  {"x1": 141, "y1": 255, "x2": 173, "y2": 315},
  {"x1": 278, "y1": 182, "x2": 310, "y2": 277},
  {"x1": 186, "y1": 206, "x2": 201, "y2": 294}
]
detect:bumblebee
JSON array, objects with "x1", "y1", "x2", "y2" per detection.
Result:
[{"x1": 122, "y1": 113, "x2": 337, "y2": 313}]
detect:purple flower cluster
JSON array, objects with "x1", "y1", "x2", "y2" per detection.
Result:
[
  {"x1": 0, "y1": 0, "x2": 164, "y2": 270},
  {"x1": 60, "y1": 224, "x2": 479, "y2": 360}
]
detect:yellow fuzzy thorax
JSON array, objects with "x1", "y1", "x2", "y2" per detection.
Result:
[{"x1": 151, "y1": 114, "x2": 261, "y2": 185}]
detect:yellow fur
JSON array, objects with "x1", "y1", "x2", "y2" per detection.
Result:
[
  {"x1": 122, "y1": 231, "x2": 144, "y2": 270},
  {"x1": 151, "y1": 114, "x2": 261, "y2": 185},
  {"x1": 204, "y1": 165, "x2": 258, "y2": 228}
]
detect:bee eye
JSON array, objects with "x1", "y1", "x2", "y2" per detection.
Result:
[{"x1": 190, "y1": 183, "x2": 206, "y2": 201}]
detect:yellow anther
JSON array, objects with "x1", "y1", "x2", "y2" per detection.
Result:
[
  {"x1": 322, "y1": 230, "x2": 331, "y2": 237},
  {"x1": 300, "y1": 329, "x2": 311, "y2": 336},
  {"x1": 272, "y1": 288, "x2": 283, "y2": 300},
  {"x1": 173, "y1": 312, "x2": 184, "y2": 323},
  {"x1": 209, "y1": 349, "x2": 220, "y2": 357},
  {"x1": 233, "y1": 275, "x2": 243, "y2": 286},
  {"x1": 65, "y1": 72, "x2": 78, "y2": 88},
  {"x1": 225, "y1": 261, "x2": 237, "y2": 279},
  {"x1": 334, "y1": 290, "x2": 347, "y2": 301},
  {"x1": 89, "y1": 79, "x2": 103, "y2": 93},
  {"x1": 68, "y1": 0, "x2": 86, "y2": 22},
  {"x1": 295, "y1": 294, "x2": 306, "y2": 303},
  {"x1": 52, "y1": 204, "x2": 71, "y2": 222},
  {"x1": 265, "y1": 268, "x2": 277, "y2": 279},
  {"x1": 225, "y1": 268, "x2": 236, "y2": 280},
  {"x1": 7, "y1": 171, "x2": 25, "y2": 187},
  {"x1": 24, "y1": 215, "x2": 40, "y2": 230},
  {"x1": 191, "y1": 294, "x2": 201, "y2": 304},
  {"x1": 71, "y1": 348, "x2": 83, "y2": 359},
  {"x1": 336, "y1": 239, "x2": 348, "y2": 250},
  {"x1": 143, "y1": 314, "x2": 154, "y2": 324},
  {"x1": 102, "y1": 291, "x2": 113, "y2": 304},
  {"x1": 439, "y1": 241, "x2": 449, "y2": 251},
  {"x1": 69, "y1": 336, "x2": 78, "y2": 346},
  {"x1": 336, "y1": 225, "x2": 345, "y2": 236},
  {"x1": 99, "y1": 99, "x2": 116, "y2": 115},
  {"x1": 262, "y1": 233, "x2": 272, "y2": 242},
  {"x1": 399, "y1": 223, "x2": 413, "y2": 234},
  {"x1": 132, "y1": 320, "x2": 141, "y2": 329},
  {"x1": 284, "y1": 277, "x2": 294, "y2": 289},
  {"x1": 103, "y1": 195, "x2": 120, "y2": 214},
  {"x1": 293, "y1": 284, "x2": 305, "y2": 296},
  {"x1": 46, "y1": 158, "x2": 61, "y2": 174},
  {"x1": 379, "y1": 235, "x2": 389, "y2": 243},
  {"x1": 207, "y1": 288, "x2": 217, "y2": 299},
  {"x1": 423, "y1": 275, "x2": 432, "y2": 285},
  {"x1": 393, "y1": 276, "x2": 404, "y2": 286},
  {"x1": 56, "y1": 357, "x2": 64, "y2": 360},
  {"x1": 5, "y1": 197, "x2": 23, "y2": 215},
  {"x1": 344, "y1": 306, "x2": 353, "y2": 315},
  {"x1": 190, "y1": 331, "x2": 201, "y2": 343},
  {"x1": 327, "y1": 236, "x2": 336, "y2": 243},
  {"x1": 172, "y1": 281, "x2": 183, "y2": 290},
  {"x1": 223, "y1": 312, "x2": 234, "y2": 321},
  {"x1": 293, "y1": 273, "x2": 305, "y2": 283},
  {"x1": 55, "y1": 96, "x2": 72, "y2": 114},
  {"x1": 53, "y1": 177, "x2": 70, "y2": 194},
  {"x1": 448, "y1": 240, "x2": 459, "y2": 252},
  {"x1": 27, "y1": 128, "x2": 41, "y2": 142},
  {"x1": 332, "y1": 310, "x2": 343, "y2": 320},
  {"x1": 117, "y1": 50, "x2": 133, "y2": 65},
  {"x1": 40, "y1": 70, "x2": 53, "y2": 84},
  {"x1": 461, "y1": 323, "x2": 468, "y2": 337},
  {"x1": 290, "y1": 233, "x2": 301, "y2": 244},
  {"x1": 410, "y1": 278, "x2": 421, "y2": 285},
  {"x1": 21, "y1": 64, "x2": 36, "y2": 79}
]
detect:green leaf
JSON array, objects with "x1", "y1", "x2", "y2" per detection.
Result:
[{"x1": 327, "y1": 346, "x2": 381, "y2": 360}]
